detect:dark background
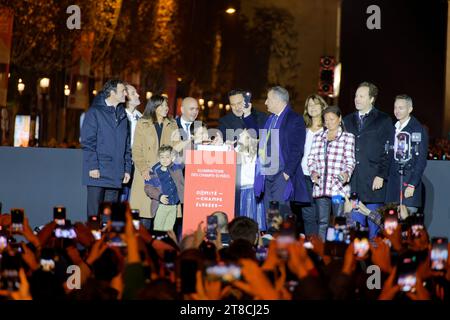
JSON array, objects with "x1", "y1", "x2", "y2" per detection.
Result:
[{"x1": 339, "y1": 0, "x2": 447, "y2": 139}]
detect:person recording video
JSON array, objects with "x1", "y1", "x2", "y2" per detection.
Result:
[{"x1": 385, "y1": 95, "x2": 429, "y2": 214}]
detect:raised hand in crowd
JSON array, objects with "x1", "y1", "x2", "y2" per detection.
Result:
[
  {"x1": 342, "y1": 243, "x2": 357, "y2": 276},
  {"x1": 406, "y1": 275, "x2": 430, "y2": 300},
  {"x1": 74, "y1": 222, "x2": 95, "y2": 248},
  {"x1": 286, "y1": 239, "x2": 316, "y2": 280},
  {"x1": 188, "y1": 270, "x2": 228, "y2": 300},
  {"x1": 309, "y1": 235, "x2": 332, "y2": 265},
  {"x1": 20, "y1": 242, "x2": 40, "y2": 272},
  {"x1": 378, "y1": 267, "x2": 401, "y2": 300},
  {"x1": 233, "y1": 259, "x2": 279, "y2": 300},
  {"x1": 0, "y1": 268, "x2": 32, "y2": 300},
  {"x1": 384, "y1": 224, "x2": 403, "y2": 253},
  {"x1": 369, "y1": 237, "x2": 392, "y2": 274}
]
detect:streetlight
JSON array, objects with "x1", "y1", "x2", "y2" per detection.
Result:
[
  {"x1": 17, "y1": 79, "x2": 25, "y2": 94},
  {"x1": 39, "y1": 78, "x2": 50, "y2": 90},
  {"x1": 225, "y1": 7, "x2": 236, "y2": 14},
  {"x1": 39, "y1": 77, "x2": 50, "y2": 144},
  {"x1": 64, "y1": 84, "x2": 70, "y2": 96}
]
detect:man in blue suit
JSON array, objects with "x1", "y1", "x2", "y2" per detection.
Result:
[
  {"x1": 253, "y1": 86, "x2": 308, "y2": 219},
  {"x1": 385, "y1": 94, "x2": 428, "y2": 213},
  {"x1": 80, "y1": 79, "x2": 132, "y2": 217}
]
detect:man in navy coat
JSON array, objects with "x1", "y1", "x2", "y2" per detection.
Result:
[
  {"x1": 343, "y1": 82, "x2": 393, "y2": 239},
  {"x1": 80, "y1": 79, "x2": 132, "y2": 217},
  {"x1": 254, "y1": 86, "x2": 308, "y2": 219},
  {"x1": 385, "y1": 94, "x2": 428, "y2": 213}
]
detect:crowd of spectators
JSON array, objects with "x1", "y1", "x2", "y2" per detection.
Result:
[
  {"x1": 0, "y1": 200, "x2": 448, "y2": 301},
  {"x1": 428, "y1": 138, "x2": 450, "y2": 160}
]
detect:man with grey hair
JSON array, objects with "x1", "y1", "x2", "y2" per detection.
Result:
[
  {"x1": 254, "y1": 86, "x2": 309, "y2": 220},
  {"x1": 385, "y1": 94, "x2": 428, "y2": 213},
  {"x1": 176, "y1": 97, "x2": 199, "y2": 140}
]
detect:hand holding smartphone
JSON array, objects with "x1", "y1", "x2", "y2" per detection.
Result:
[
  {"x1": 384, "y1": 209, "x2": 399, "y2": 236},
  {"x1": 131, "y1": 209, "x2": 140, "y2": 230},
  {"x1": 53, "y1": 206, "x2": 66, "y2": 226},
  {"x1": 397, "y1": 252, "x2": 418, "y2": 292},
  {"x1": 206, "y1": 215, "x2": 218, "y2": 241},
  {"x1": 353, "y1": 228, "x2": 370, "y2": 258},
  {"x1": 430, "y1": 237, "x2": 448, "y2": 272},
  {"x1": 87, "y1": 215, "x2": 101, "y2": 240},
  {"x1": 349, "y1": 192, "x2": 359, "y2": 210},
  {"x1": 0, "y1": 253, "x2": 21, "y2": 291},
  {"x1": 276, "y1": 220, "x2": 296, "y2": 260},
  {"x1": 244, "y1": 91, "x2": 252, "y2": 109},
  {"x1": 206, "y1": 263, "x2": 242, "y2": 282},
  {"x1": 11, "y1": 209, "x2": 24, "y2": 234}
]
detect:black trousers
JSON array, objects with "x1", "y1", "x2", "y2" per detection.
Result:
[{"x1": 87, "y1": 186, "x2": 120, "y2": 217}]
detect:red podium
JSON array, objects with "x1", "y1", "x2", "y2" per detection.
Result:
[{"x1": 182, "y1": 149, "x2": 236, "y2": 236}]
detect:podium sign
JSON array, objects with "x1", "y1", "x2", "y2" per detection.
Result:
[{"x1": 182, "y1": 150, "x2": 236, "y2": 236}]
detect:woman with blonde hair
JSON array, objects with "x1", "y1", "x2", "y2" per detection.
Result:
[
  {"x1": 301, "y1": 94, "x2": 328, "y2": 236},
  {"x1": 236, "y1": 129, "x2": 266, "y2": 230}
]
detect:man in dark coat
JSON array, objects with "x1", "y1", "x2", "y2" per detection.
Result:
[
  {"x1": 385, "y1": 95, "x2": 428, "y2": 213},
  {"x1": 254, "y1": 86, "x2": 308, "y2": 219},
  {"x1": 80, "y1": 79, "x2": 132, "y2": 217},
  {"x1": 343, "y1": 82, "x2": 394, "y2": 239},
  {"x1": 175, "y1": 97, "x2": 199, "y2": 141},
  {"x1": 218, "y1": 89, "x2": 267, "y2": 142}
]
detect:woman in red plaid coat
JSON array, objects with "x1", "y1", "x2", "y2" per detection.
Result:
[{"x1": 308, "y1": 106, "x2": 356, "y2": 239}]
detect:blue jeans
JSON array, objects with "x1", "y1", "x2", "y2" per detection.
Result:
[
  {"x1": 351, "y1": 203, "x2": 383, "y2": 239},
  {"x1": 301, "y1": 176, "x2": 317, "y2": 236}
]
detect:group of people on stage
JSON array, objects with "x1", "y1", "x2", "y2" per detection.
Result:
[{"x1": 80, "y1": 80, "x2": 428, "y2": 240}]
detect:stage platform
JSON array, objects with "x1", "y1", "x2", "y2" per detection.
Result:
[{"x1": 1, "y1": 146, "x2": 449, "y2": 238}]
